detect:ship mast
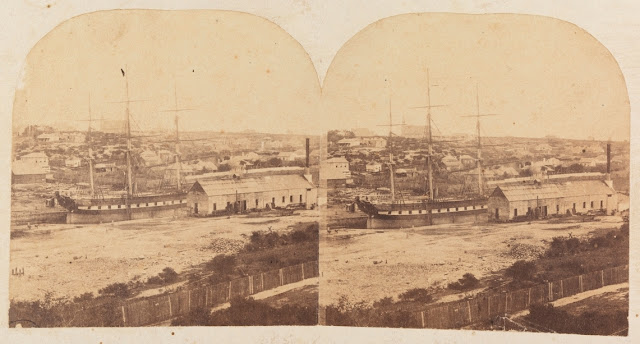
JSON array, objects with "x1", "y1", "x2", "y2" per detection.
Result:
[
  {"x1": 124, "y1": 69, "x2": 134, "y2": 197},
  {"x1": 426, "y1": 70, "x2": 434, "y2": 200},
  {"x1": 87, "y1": 94, "x2": 95, "y2": 198},
  {"x1": 159, "y1": 77, "x2": 195, "y2": 191},
  {"x1": 460, "y1": 84, "x2": 499, "y2": 196},
  {"x1": 174, "y1": 82, "x2": 182, "y2": 191},
  {"x1": 475, "y1": 84, "x2": 483, "y2": 196},
  {"x1": 388, "y1": 92, "x2": 396, "y2": 203}
]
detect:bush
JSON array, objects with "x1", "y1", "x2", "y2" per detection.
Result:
[
  {"x1": 98, "y1": 283, "x2": 130, "y2": 298},
  {"x1": 159, "y1": 267, "x2": 179, "y2": 284},
  {"x1": 505, "y1": 260, "x2": 537, "y2": 281},
  {"x1": 447, "y1": 273, "x2": 480, "y2": 291},
  {"x1": 73, "y1": 292, "x2": 94, "y2": 303},
  {"x1": 398, "y1": 288, "x2": 432, "y2": 303},
  {"x1": 373, "y1": 296, "x2": 394, "y2": 308}
]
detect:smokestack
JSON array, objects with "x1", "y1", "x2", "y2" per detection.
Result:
[
  {"x1": 606, "y1": 143, "x2": 611, "y2": 174},
  {"x1": 304, "y1": 138, "x2": 312, "y2": 184},
  {"x1": 305, "y1": 138, "x2": 310, "y2": 168}
]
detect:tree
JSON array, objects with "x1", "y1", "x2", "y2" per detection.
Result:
[{"x1": 218, "y1": 163, "x2": 232, "y2": 172}]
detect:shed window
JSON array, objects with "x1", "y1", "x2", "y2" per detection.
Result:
[
  {"x1": 600, "y1": 200, "x2": 603, "y2": 209},
  {"x1": 213, "y1": 203, "x2": 217, "y2": 211},
  {"x1": 408, "y1": 211, "x2": 412, "y2": 214},
  {"x1": 282, "y1": 196, "x2": 285, "y2": 203},
  {"x1": 290, "y1": 195, "x2": 293, "y2": 202},
  {"x1": 98, "y1": 206, "x2": 102, "y2": 210},
  {"x1": 583, "y1": 202, "x2": 586, "y2": 208},
  {"x1": 256, "y1": 199, "x2": 259, "y2": 207},
  {"x1": 590, "y1": 201, "x2": 594, "y2": 208},
  {"x1": 388, "y1": 211, "x2": 392, "y2": 215},
  {"x1": 117, "y1": 205, "x2": 121, "y2": 209},
  {"x1": 137, "y1": 204, "x2": 140, "y2": 208},
  {"x1": 573, "y1": 203, "x2": 576, "y2": 209},
  {"x1": 88, "y1": 206, "x2": 92, "y2": 210},
  {"x1": 556, "y1": 205, "x2": 559, "y2": 212},
  {"x1": 399, "y1": 211, "x2": 402, "y2": 214},
  {"x1": 299, "y1": 195, "x2": 303, "y2": 202},
  {"x1": 108, "y1": 205, "x2": 111, "y2": 209},
  {"x1": 514, "y1": 208, "x2": 518, "y2": 217}
]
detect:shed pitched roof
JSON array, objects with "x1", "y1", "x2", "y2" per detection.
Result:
[
  {"x1": 190, "y1": 174, "x2": 315, "y2": 196},
  {"x1": 494, "y1": 180, "x2": 615, "y2": 202}
]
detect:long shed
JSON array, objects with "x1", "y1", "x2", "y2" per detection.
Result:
[
  {"x1": 487, "y1": 180, "x2": 617, "y2": 221},
  {"x1": 186, "y1": 174, "x2": 317, "y2": 215}
]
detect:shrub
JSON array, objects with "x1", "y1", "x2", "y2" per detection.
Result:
[
  {"x1": 447, "y1": 273, "x2": 480, "y2": 291},
  {"x1": 159, "y1": 267, "x2": 179, "y2": 284},
  {"x1": 505, "y1": 260, "x2": 537, "y2": 281},
  {"x1": 398, "y1": 288, "x2": 432, "y2": 303},
  {"x1": 73, "y1": 292, "x2": 94, "y2": 303},
  {"x1": 373, "y1": 296, "x2": 394, "y2": 308},
  {"x1": 98, "y1": 283, "x2": 130, "y2": 298}
]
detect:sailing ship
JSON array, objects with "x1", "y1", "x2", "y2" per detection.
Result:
[
  {"x1": 55, "y1": 70, "x2": 188, "y2": 224},
  {"x1": 354, "y1": 72, "x2": 489, "y2": 229}
]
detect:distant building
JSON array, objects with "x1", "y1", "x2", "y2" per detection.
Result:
[
  {"x1": 460, "y1": 155, "x2": 476, "y2": 167},
  {"x1": 12, "y1": 161, "x2": 50, "y2": 184},
  {"x1": 95, "y1": 162, "x2": 116, "y2": 173},
  {"x1": 534, "y1": 143, "x2": 553, "y2": 153},
  {"x1": 366, "y1": 162, "x2": 382, "y2": 173},
  {"x1": 361, "y1": 137, "x2": 387, "y2": 148},
  {"x1": 337, "y1": 138, "x2": 361, "y2": 148},
  {"x1": 441, "y1": 155, "x2": 462, "y2": 170},
  {"x1": 487, "y1": 180, "x2": 617, "y2": 221},
  {"x1": 321, "y1": 157, "x2": 351, "y2": 188},
  {"x1": 37, "y1": 133, "x2": 60, "y2": 142},
  {"x1": 65, "y1": 157, "x2": 82, "y2": 168},
  {"x1": 186, "y1": 174, "x2": 317, "y2": 215},
  {"x1": 20, "y1": 152, "x2": 50, "y2": 166}
]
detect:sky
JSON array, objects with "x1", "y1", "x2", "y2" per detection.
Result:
[{"x1": 5, "y1": 1, "x2": 637, "y2": 142}]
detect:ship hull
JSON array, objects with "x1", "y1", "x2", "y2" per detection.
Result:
[
  {"x1": 356, "y1": 197, "x2": 488, "y2": 229},
  {"x1": 58, "y1": 192, "x2": 188, "y2": 224}
]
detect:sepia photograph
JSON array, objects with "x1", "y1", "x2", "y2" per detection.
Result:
[
  {"x1": 319, "y1": 13, "x2": 630, "y2": 335},
  {"x1": 9, "y1": 10, "x2": 322, "y2": 327},
  {"x1": 1, "y1": 1, "x2": 638, "y2": 343}
]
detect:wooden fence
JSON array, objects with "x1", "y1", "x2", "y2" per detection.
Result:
[
  {"x1": 10, "y1": 261, "x2": 319, "y2": 327},
  {"x1": 416, "y1": 265, "x2": 629, "y2": 329}
]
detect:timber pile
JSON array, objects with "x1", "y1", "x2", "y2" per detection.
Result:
[
  {"x1": 502, "y1": 243, "x2": 545, "y2": 260},
  {"x1": 206, "y1": 238, "x2": 245, "y2": 255}
]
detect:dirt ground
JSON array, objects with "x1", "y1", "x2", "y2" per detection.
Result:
[
  {"x1": 319, "y1": 211, "x2": 625, "y2": 306},
  {"x1": 9, "y1": 210, "x2": 319, "y2": 302}
]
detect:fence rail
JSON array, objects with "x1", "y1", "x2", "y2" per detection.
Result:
[{"x1": 416, "y1": 265, "x2": 628, "y2": 329}]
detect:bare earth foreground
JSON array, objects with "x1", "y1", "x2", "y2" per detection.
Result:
[
  {"x1": 319, "y1": 215, "x2": 625, "y2": 306},
  {"x1": 10, "y1": 210, "x2": 319, "y2": 302}
]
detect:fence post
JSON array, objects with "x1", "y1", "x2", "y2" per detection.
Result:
[
  {"x1": 579, "y1": 275, "x2": 583, "y2": 293},
  {"x1": 421, "y1": 311, "x2": 425, "y2": 328},
  {"x1": 261, "y1": 273, "x2": 264, "y2": 290},
  {"x1": 249, "y1": 276, "x2": 253, "y2": 294},
  {"x1": 487, "y1": 296, "x2": 491, "y2": 317},
  {"x1": 505, "y1": 293, "x2": 508, "y2": 314},
  {"x1": 228, "y1": 281, "x2": 232, "y2": 301},
  {"x1": 527, "y1": 288, "x2": 531, "y2": 307},
  {"x1": 121, "y1": 305, "x2": 126, "y2": 326},
  {"x1": 467, "y1": 301, "x2": 472, "y2": 324},
  {"x1": 601, "y1": 270, "x2": 605, "y2": 287},
  {"x1": 279, "y1": 268, "x2": 284, "y2": 286},
  {"x1": 560, "y1": 279, "x2": 564, "y2": 298},
  {"x1": 168, "y1": 295, "x2": 172, "y2": 316},
  {"x1": 205, "y1": 287, "x2": 208, "y2": 306},
  {"x1": 301, "y1": 263, "x2": 305, "y2": 280},
  {"x1": 188, "y1": 290, "x2": 191, "y2": 311},
  {"x1": 548, "y1": 282, "x2": 553, "y2": 301}
]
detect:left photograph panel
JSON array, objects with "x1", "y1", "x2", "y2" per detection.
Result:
[{"x1": 9, "y1": 10, "x2": 322, "y2": 327}]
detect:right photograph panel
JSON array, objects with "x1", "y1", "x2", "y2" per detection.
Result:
[{"x1": 318, "y1": 13, "x2": 630, "y2": 335}]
